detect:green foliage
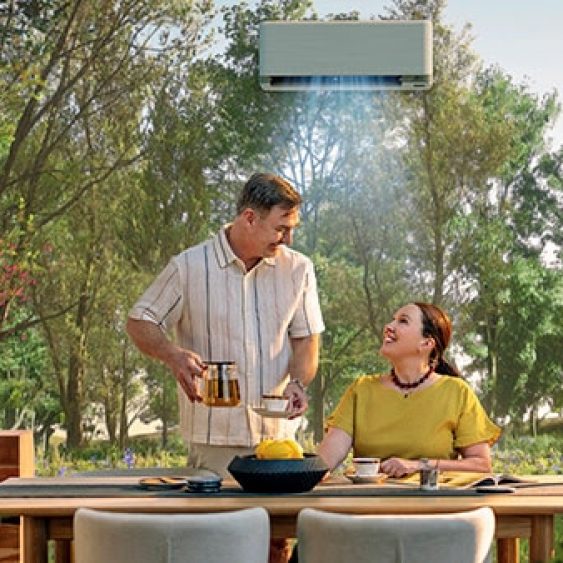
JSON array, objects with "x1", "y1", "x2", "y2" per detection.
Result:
[
  {"x1": 36, "y1": 433, "x2": 187, "y2": 476},
  {"x1": 492, "y1": 434, "x2": 563, "y2": 475},
  {"x1": 139, "y1": 361, "x2": 180, "y2": 447},
  {"x1": 1, "y1": 0, "x2": 217, "y2": 446},
  {"x1": 491, "y1": 434, "x2": 563, "y2": 561},
  {"x1": 0, "y1": 310, "x2": 59, "y2": 443},
  {"x1": 461, "y1": 255, "x2": 562, "y2": 420}
]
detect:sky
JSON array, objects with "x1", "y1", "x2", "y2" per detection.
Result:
[{"x1": 311, "y1": 0, "x2": 563, "y2": 149}]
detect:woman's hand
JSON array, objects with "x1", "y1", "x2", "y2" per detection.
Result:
[{"x1": 380, "y1": 457, "x2": 420, "y2": 478}]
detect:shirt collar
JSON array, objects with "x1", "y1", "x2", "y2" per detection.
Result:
[{"x1": 213, "y1": 226, "x2": 276, "y2": 270}]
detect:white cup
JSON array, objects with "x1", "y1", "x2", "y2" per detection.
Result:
[
  {"x1": 352, "y1": 457, "x2": 380, "y2": 477},
  {"x1": 261, "y1": 395, "x2": 289, "y2": 412}
]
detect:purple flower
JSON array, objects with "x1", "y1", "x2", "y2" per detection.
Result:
[
  {"x1": 57, "y1": 466, "x2": 67, "y2": 477},
  {"x1": 123, "y1": 448, "x2": 135, "y2": 469}
]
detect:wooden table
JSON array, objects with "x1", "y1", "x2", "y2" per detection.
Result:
[{"x1": 0, "y1": 476, "x2": 561, "y2": 563}]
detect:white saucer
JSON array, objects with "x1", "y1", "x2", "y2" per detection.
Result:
[
  {"x1": 346, "y1": 473, "x2": 387, "y2": 485},
  {"x1": 252, "y1": 406, "x2": 290, "y2": 418}
]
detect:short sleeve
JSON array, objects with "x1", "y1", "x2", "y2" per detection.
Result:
[
  {"x1": 288, "y1": 258, "x2": 325, "y2": 338},
  {"x1": 128, "y1": 259, "x2": 184, "y2": 332},
  {"x1": 454, "y1": 384, "x2": 501, "y2": 449},
  {"x1": 325, "y1": 380, "x2": 359, "y2": 438}
]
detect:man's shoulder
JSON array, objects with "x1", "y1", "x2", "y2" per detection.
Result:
[
  {"x1": 171, "y1": 235, "x2": 215, "y2": 264},
  {"x1": 276, "y1": 245, "x2": 313, "y2": 266}
]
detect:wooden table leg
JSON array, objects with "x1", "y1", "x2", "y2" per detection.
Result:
[
  {"x1": 497, "y1": 538, "x2": 519, "y2": 563},
  {"x1": 529, "y1": 515, "x2": 554, "y2": 563},
  {"x1": 21, "y1": 517, "x2": 47, "y2": 563},
  {"x1": 54, "y1": 540, "x2": 72, "y2": 563}
]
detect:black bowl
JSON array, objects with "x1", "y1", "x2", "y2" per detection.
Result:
[{"x1": 228, "y1": 454, "x2": 328, "y2": 494}]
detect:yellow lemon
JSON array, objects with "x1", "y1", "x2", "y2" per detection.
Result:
[
  {"x1": 255, "y1": 439, "x2": 304, "y2": 460},
  {"x1": 255, "y1": 439, "x2": 274, "y2": 459}
]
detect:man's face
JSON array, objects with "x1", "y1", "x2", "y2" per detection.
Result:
[{"x1": 252, "y1": 205, "x2": 300, "y2": 258}]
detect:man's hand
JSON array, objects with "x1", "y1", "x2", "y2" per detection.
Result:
[
  {"x1": 167, "y1": 348, "x2": 206, "y2": 403},
  {"x1": 284, "y1": 333, "x2": 320, "y2": 418},
  {"x1": 126, "y1": 319, "x2": 206, "y2": 403},
  {"x1": 283, "y1": 379, "x2": 308, "y2": 419}
]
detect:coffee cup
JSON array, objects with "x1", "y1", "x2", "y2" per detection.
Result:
[
  {"x1": 261, "y1": 395, "x2": 289, "y2": 412},
  {"x1": 352, "y1": 457, "x2": 380, "y2": 477}
]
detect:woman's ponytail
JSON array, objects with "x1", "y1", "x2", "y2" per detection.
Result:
[
  {"x1": 434, "y1": 357, "x2": 461, "y2": 378},
  {"x1": 415, "y1": 302, "x2": 462, "y2": 378}
]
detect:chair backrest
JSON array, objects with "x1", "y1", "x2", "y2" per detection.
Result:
[
  {"x1": 297, "y1": 507, "x2": 495, "y2": 563},
  {"x1": 74, "y1": 507, "x2": 270, "y2": 563}
]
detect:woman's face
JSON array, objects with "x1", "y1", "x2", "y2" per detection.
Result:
[{"x1": 380, "y1": 303, "x2": 429, "y2": 360}]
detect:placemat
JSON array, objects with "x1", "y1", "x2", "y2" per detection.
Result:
[{"x1": 0, "y1": 483, "x2": 489, "y2": 498}]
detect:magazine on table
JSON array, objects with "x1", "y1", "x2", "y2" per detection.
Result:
[
  {"x1": 464, "y1": 474, "x2": 537, "y2": 489},
  {"x1": 390, "y1": 472, "x2": 537, "y2": 489}
]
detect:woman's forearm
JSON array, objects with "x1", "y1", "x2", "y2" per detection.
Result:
[
  {"x1": 380, "y1": 442, "x2": 493, "y2": 477},
  {"x1": 316, "y1": 427, "x2": 353, "y2": 471},
  {"x1": 425, "y1": 456, "x2": 491, "y2": 473}
]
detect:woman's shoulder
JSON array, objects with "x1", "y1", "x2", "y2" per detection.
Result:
[
  {"x1": 348, "y1": 374, "x2": 385, "y2": 390},
  {"x1": 437, "y1": 375, "x2": 477, "y2": 396},
  {"x1": 437, "y1": 373, "x2": 470, "y2": 388}
]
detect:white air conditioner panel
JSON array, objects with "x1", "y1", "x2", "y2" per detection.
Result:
[{"x1": 260, "y1": 21, "x2": 433, "y2": 91}]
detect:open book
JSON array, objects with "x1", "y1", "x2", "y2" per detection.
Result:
[
  {"x1": 392, "y1": 472, "x2": 537, "y2": 489},
  {"x1": 464, "y1": 473, "x2": 536, "y2": 489}
]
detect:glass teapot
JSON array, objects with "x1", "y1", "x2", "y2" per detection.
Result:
[{"x1": 201, "y1": 361, "x2": 240, "y2": 407}]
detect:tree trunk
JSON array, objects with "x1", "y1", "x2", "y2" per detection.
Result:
[
  {"x1": 160, "y1": 382, "x2": 169, "y2": 449},
  {"x1": 64, "y1": 265, "x2": 92, "y2": 449},
  {"x1": 310, "y1": 369, "x2": 325, "y2": 444},
  {"x1": 104, "y1": 397, "x2": 117, "y2": 444},
  {"x1": 119, "y1": 371, "x2": 129, "y2": 449},
  {"x1": 484, "y1": 315, "x2": 499, "y2": 418},
  {"x1": 529, "y1": 406, "x2": 537, "y2": 437},
  {"x1": 66, "y1": 352, "x2": 83, "y2": 449},
  {"x1": 432, "y1": 226, "x2": 444, "y2": 305}
]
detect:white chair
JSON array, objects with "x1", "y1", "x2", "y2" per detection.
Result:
[
  {"x1": 296, "y1": 507, "x2": 495, "y2": 563},
  {"x1": 74, "y1": 507, "x2": 270, "y2": 563}
]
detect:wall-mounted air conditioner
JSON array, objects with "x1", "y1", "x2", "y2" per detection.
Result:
[{"x1": 259, "y1": 20, "x2": 433, "y2": 91}]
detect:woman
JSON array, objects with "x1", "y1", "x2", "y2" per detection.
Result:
[{"x1": 317, "y1": 302, "x2": 501, "y2": 477}]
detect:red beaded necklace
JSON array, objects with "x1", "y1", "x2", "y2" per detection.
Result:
[{"x1": 390, "y1": 366, "x2": 434, "y2": 395}]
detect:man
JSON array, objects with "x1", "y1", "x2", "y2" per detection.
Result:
[{"x1": 126, "y1": 172, "x2": 324, "y2": 476}]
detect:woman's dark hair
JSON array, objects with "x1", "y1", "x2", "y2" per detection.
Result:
[
  {"x1": 236, "y1": 173, "x2": 302, "y2": 215},
  {"x1": 414, "y1": 302, "x2": 461, "y2": 378}
]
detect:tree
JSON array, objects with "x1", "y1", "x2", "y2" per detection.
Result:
[
  {"x1": 454, "y1": 71, "x2": 562, "y2": 420},
  {"x1": 0, "y1": 308, "x2": 59, "y2": 452},
  {"x1": 0, "y1": 0, "x2": 213, "y2": 338},
  {"x1": 462, "y1": 258, "x2": 562, "y2": 426},
  {"x1": 139, "y1": 362, "x2": 179, "y2": 448},
  {"x1": 385, "y1": 0, "x2": 515, "y2": 307},
  {"x1": 2, "y1": 0, "x2": 214, "y2": 448}
]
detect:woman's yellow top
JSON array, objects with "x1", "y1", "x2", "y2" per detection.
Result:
[{"x1": 326, "y1": 375, "x2": 501, "y2": 460}]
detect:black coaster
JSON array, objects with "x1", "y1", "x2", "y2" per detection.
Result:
[{"x1": 186, "y1": 474, "x2": 222, "y2": 493}]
